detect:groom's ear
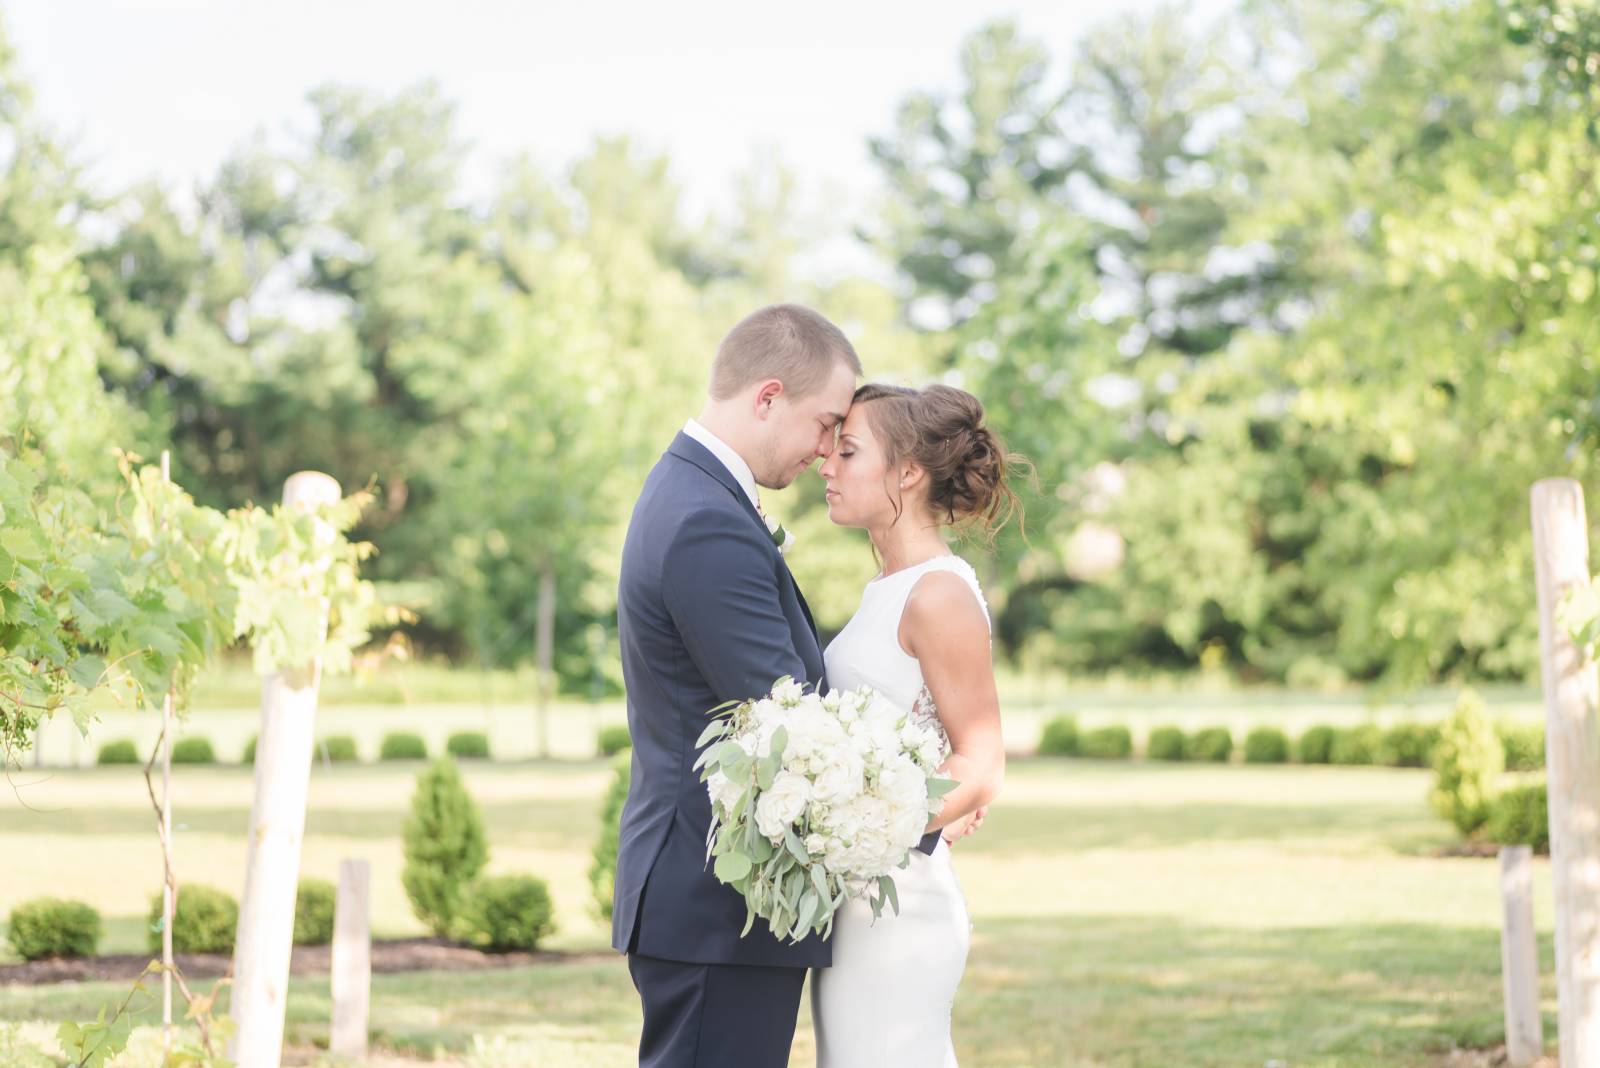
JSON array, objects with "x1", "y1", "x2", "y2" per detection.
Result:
[{"x1": 753, "y1": 378, "x2": 784, "y2": 417}]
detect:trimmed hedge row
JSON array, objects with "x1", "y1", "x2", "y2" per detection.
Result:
[
  {"x1": 447, "y1": 731, "x2": 491, "y2": 760},
  {"x1": 97, "y1": 724, "x2": 678, "y2": 766},
  {"x1": 380, "y1": 731, "x2": 429, "y2": 760},
  {"x1": 1079, "y1": 726, "x2": 1133, "y2": 760},
  {"x1": 97, "y1": 739, "x2": 141, "y2": 765},
  {"x1": 1243, "y1": 727, "x2": 1291, "y2": 764},
  {"x1": 1032, "y1": 715, "x2": 1532, "y2": 770}
]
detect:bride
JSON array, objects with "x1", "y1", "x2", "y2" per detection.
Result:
[{"x1": 811, "y1": 382, "x2": 1025, "y2": 1067}]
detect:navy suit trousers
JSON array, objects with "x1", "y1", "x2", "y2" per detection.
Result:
[{"x1": 627, "y1": 953, "x2": 806, "y2": 1068}]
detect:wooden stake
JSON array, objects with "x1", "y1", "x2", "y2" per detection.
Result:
[
  {"x1": 1499, "y1": 845, "x2": 1542, "y2": 1064},
  {"x1": 330, "y1": 858, "x2": 371, "y2": 1060},
  {"x1": 1530, "y1": 478, "x2": 1600, "y2": 1067}
]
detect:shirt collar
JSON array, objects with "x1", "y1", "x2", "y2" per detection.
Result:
[{"x1": 683, "y1": 418, "x2": 760, "y2": 511}]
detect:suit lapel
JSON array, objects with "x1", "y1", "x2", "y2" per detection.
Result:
[
  {"x1": 792, "y1": 576, "x2": 821, "y2": 650},
  {"x1": 666, "y1": 431, "x2": 823, "y2": 660},
  {"x1": 667, "y1": 433, "x2": 768, "y2": 529}
]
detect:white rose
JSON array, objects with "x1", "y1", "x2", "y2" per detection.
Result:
[
  {"x1": 771, "y1": 677, "x2": 805, "y2": 705},
  {"x1": 752, "y1": 721, "x2": 783, "y2": 760},
  {"x1": 783, "y1": 703, "x2": 834, "y2": 759},
  {"x1": 805, "y1": 833, "x2": 827, "y2": 855},
  {"x1": 705, "y1": 770, "x2": 746, "y2": 814},
  {"x1": 811, "y1": 747, "x2": 865, "y2": 806},
  {"x1": 869, "y1": 723, "x2": 901, "y2": 764},
  {"x1": 754, "y1": 770, "x2": 812, "y2": 841}
]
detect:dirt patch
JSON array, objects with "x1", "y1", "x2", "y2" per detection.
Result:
[{"x1": 0, "y1": 937, "x2": 615, "y2": 986}]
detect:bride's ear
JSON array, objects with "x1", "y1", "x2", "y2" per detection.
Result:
[{"x1": 897, "y1": 463, "x2": 926, "y2": 493}]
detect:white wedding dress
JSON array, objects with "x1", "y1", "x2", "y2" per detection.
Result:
[{"x1": 810, "y1": 554, "x2": 987, "y2": 1068}]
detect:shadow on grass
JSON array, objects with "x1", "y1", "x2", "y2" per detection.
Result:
[{"x1": 960, "y1": 914, "x2": 1554, "y2": 1068}]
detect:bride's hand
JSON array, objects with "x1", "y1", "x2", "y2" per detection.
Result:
[{"x1": 942, "y1": 805, "x2": 987, "y2": 845}]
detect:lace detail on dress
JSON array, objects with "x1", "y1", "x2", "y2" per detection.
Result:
[{"x1": 911, "y1": 683, "x2": 953, "y2": 761}]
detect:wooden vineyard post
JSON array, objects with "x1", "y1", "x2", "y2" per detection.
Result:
[
  {"x1": 229, "y1": 472, "x2": 341, "y2": 1067},
  {"x1": 1530, "y1": 478, "x2": 1600, "y2": 1067}
]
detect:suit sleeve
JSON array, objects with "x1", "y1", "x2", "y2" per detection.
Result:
[{"x1": 661, "y1": 507, "x2": 811, "y2": 705}]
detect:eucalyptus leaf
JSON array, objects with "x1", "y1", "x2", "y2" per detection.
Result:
[{"x1": 715, "y1": 851, "x2": 753, "y2": 883}]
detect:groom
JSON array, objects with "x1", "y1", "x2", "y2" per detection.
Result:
[{"x1": 612, "y1": 304, "x2": 860, "y2": 1067}]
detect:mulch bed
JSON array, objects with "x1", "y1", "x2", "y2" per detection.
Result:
[
  {"x1": 1434, "y1": 1045, "x2": 1558, "y2": 1067},
  {"x1": 1431, "y1": 841, "x2": 1550, "y2": 859},
  {"x1": 1433, "y1": 841, "x2": 1508, "y2": 858},
  {"x1": 0, "y1": 937, "x2": 615, "y2": 986}
]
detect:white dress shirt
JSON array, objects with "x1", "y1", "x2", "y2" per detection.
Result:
[{"x1": 683, "y1": 418, "x2": 761, "y2": 513}]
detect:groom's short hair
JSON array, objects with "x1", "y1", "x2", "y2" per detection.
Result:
[{"x1": 710, "y1": 304, "x2": 862, "y2": 401}]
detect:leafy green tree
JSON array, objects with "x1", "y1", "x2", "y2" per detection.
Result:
[
  {"x1": 0, "y1": 16, "x2": 86, "y2": 265},
  {"x1": 869, "y1": 20, "x2": 1073, "y2": 329}
]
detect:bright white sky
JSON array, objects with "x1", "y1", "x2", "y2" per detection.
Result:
[{"x1": 3, "y1": 0, "x2": 1168, "y2": 276}]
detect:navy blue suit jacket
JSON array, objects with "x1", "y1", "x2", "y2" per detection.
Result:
[{"x1": 612, "y1": 432, "x2": 831, "y2": 969}]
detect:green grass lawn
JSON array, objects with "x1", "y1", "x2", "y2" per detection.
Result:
[{"x1": 0, "y1": 752, "x2": 1557, "y2": 1066}]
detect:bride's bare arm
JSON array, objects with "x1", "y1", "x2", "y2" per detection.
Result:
[{"x1": 899, "y1": 570, "x2": 1005, "y2": 834}]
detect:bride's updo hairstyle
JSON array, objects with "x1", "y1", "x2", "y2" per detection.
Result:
[{"x1": 851, "y1": 382, "x2": 1029, "y2": 545}]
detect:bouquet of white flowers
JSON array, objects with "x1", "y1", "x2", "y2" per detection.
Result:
[{"x1": 695, "y1": 676, "x2": 956, "y2": 944}]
